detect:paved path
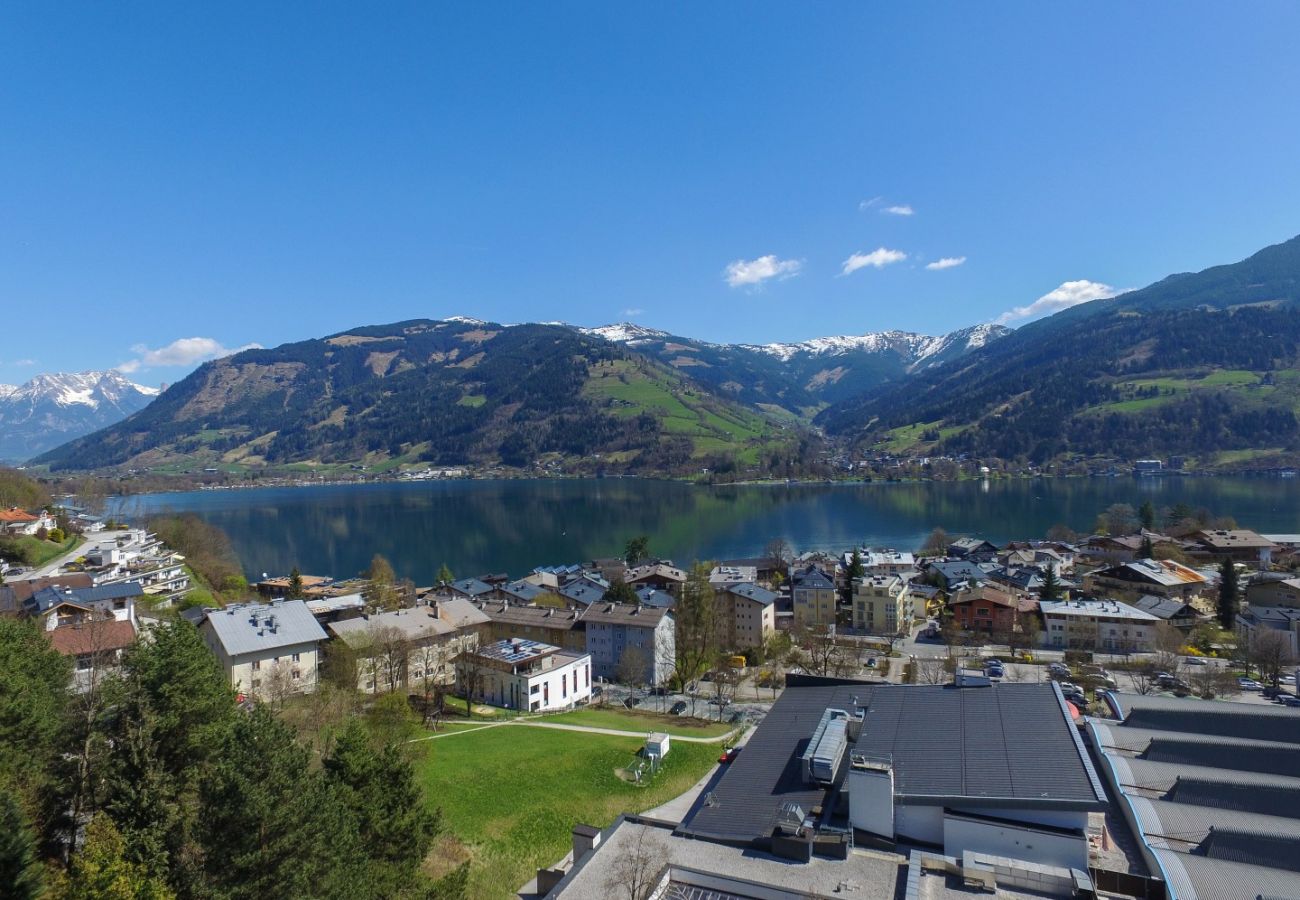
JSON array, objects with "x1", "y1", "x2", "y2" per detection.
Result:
[
  {"x1": 509, "y1": 719, "x2": 739, "y2": 744},
  {"x1": 26, "y1": 536, "x2": 89, "y2": 578},
  {"x1": 407, "y1": 717, "x2": 739, "y2": 744}
]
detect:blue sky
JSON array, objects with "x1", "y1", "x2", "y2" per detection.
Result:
[{"x1": 3, "y1": 2, "x2": 1299, "y2": 387}]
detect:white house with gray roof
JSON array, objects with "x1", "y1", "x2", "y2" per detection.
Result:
[{"x1": 198, "y1": 599, "x2": 328, "y2": 700}]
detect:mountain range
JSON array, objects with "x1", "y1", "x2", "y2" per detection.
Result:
[
  {"x1": 0, "y1": 371, "x2": 159, "y2": 462},
  {"x1": 26, "y1": 232, "x2": 1300, "y2": 474}
]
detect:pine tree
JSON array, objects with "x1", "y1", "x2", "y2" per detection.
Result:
[
  {"x1": 624, "y1": 535, "x2": 650, "y2": 566},
  {"x1": 1218, "y1": 558, "x2": 1239, "y2": 629},
  {"x1": 436, "y1": 563, "x2": 454, "y2": 585},
  {"x1": 323, "y1": 720, "x2": 442, "y2": 896},
  {"x1": 1039, "y1": 567, "x2": 1061, "y2": 602},
  {"x1": 605, "y1": 575, "x2": 637, "y2": 605},
  {"x1": 0, "y1": 790, "x2": 43, "y2": 900},
  {"x1": 287, "y1": 567, "x2": 305, "y2": 599},
  {"x1": 1140, "y1": 535, "x2": 1155, "y2": 559},
  {"x1": 847, "y1": 548, "x2": 865, "y2": 581},
  {"x1": 1139, "y1": 500, "x2": 1156, "y2": 531},
  {"x1": 197, "y1": 707, "x2": 364, "y2": 899}
]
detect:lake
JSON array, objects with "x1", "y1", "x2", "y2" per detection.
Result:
[{"x1": 111, "y1": 476, "x2": 1300, "y2": 584}]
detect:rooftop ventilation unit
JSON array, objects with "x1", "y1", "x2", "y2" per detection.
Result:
[{"x1": 801, "y1": 708, "x2": 850, "y2": 786}]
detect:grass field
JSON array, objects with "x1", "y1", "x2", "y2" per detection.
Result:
[
  {"x1": 416, "y1": 724, "x2": 721, "y2": 899},
  {"x1": 0, "y1": 533, "x2": 83, "y2": 568},
  {"x1": 541, "y1": 707, "x2": 734, "y2": 737}
]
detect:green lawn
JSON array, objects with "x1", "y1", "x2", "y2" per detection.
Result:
[
  {"x1": 541, "y1": 707, "x2": 734, "y2": 738},
  {"x1": 416, "y1": 724, "x2": 721, "y2": 899},
  {"x1": 0, "y1": 533, "x2": 82, "y2": 568}
]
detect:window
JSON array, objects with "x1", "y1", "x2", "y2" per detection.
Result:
[
  {"x1": 292, "y1": 652, "x2": 301, "y2": 663},
  {"x1": 530, "y1": 684, "x2": 540, "y2": 695},
  {"x1": 292, "y1": 670, "x2": 301, "y2": 681},
  {"x1": 252, "y1": 660, "x2": 261, "y2": 672}
]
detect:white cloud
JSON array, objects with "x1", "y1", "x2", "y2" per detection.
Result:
[
  {"x1": 995, "y1": 279, "x2": 1119, "y2": 325},
  {"x1": 724, "y1": 255, "x2": 803, "y2": 288},
  {"x1": 13, "y1": 359, "x2": 36, "y2": 366},
  {"x1": 622, "y1": 307, "x2": 645, "y2": 317},
  {"x1": 858, "y1": 196, "x2": 883, "y2": 211},
  {"x1": 841, "y1": 247, "x2": 907, "y2": 275},
  {"x1": 925, "y1": 256, "x2": 966, "y2": 271},
  {"x1": 116, "y1": 337, "x2": 262, "y2": 373},
  {"x1": 882, "y1": 204, "x2": 914, "y2": 216}
]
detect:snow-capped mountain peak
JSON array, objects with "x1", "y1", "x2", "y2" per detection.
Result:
[
  {"x1": 0, "y1": 370, "x2": 161, "y2": 462},
  {"x1": 579, "y1": 323, "x2": 670, "y2": 345}
]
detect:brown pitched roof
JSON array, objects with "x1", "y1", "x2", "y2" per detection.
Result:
[
  {"x1": 580, "y1": 602, "x2": 671, "y2": 628},
  {"x1": 48, "y1": 620, "x2": 136, "y2": 656},
  {"x1": 0, "y1": 508, "x2": 40, "y2": 523}
]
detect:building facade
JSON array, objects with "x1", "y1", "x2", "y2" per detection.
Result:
[
  {"x1": 1039, "y1": 599, "x2": 1161, "y2": 652},
  {"x1": 463, "y1": 638, "x2": 591, "y2": 712},
  {"x1": 581, "y1": 602, "x2": 675, "y2": 686},
  {"x1": 199, "y1": 599, "x2": 328, "y2": 700}
]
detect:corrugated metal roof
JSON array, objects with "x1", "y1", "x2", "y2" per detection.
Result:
[
  {"x1": 203, "y1": 599, "x2": 327, "y2": 657},
  {"x1": 1111, "y1": 692, "x2": 1300, "y2": 744},
  {"x1": 1091, "y1": 722, "x2": 1300, "y2": 778}
]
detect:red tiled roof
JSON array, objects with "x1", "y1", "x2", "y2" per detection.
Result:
[
  {"x1": 48, "y1": 620, "x2": 136, "y2": 656},
  {"x1": 0, "y1": 508, "x2": 40, "y2": 523}
]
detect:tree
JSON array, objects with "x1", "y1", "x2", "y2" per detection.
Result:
[
  {"x1": 101, "y1": 698, "x2": 182, "y2": 887},
  {"x1": 363, "y1": 555, "x2": 399, "y2": 612},
  {"x1": 118, "y1": 620, "x2": 234, "y2": 778},
  {"x1": 436, "y1": 562, "x2": 454, "y2": 585},
  {"x1": 287, "y1": 567, "x2": 305, "y2": 599},
  {"x1": 55, "y1": 814, "x2": 173, "y2": 900},
  {"x1": 197, "y1": 707, "x2": 365, "y2": 899},
  {"x1": 605, "y1": 575, "x2": 637, "y2": 605},
  {"x1": 1045, "y1": 523, "x2": 1078, "y2": 543},
  {"x1": 1139, "y1": 535, "x2": 1155, "y2": 559},
  {"x1": 624, "y1": 535, "x2": 650, "y2": 567},
  {"x1": 323, "y1": 720, "x2": 447, "y2": 897},
  {"x1": 675, "y1": 562, "x2": 718, "y2": 684},
  {"x1": 616, "y1": 645, "x2": 650, "y2": 689},
  {"x1": 1217, "y1": 558, "x2": 1239, "y2": 629},
  {"x1": 0, "y1": 790, "x2": 43, "y2": 900},
  {"x1": 0, "y1": 618, "x2": 71, "y2": 805},
  {"x1": 455, "y1": 651, "x2": 489, "y2": 716},
  {"x1": 791, "y1": 624, "x2": 856, "y2": 677},
  {"x1": 915, "y1": 657, "x2": 950, "y2": 685},
  {"x1": 1039, "y1": 567, "x2": 1061, "y2": 602},
  {"x1": 1097, "y1": 503, "x2": 1138, "y2": 536},
  {"x1": 847, "y1": 548, "x2": 865, "y2": 581},
  {"x1": 603, "y1": 826, "x2": 667, "y2": 900},
  {"x1": 1249, "y1": 629, "x2": 1298, "y2": 688},
  {"x1": 919, "y1": 527, "x2": 949, "y2": 556},
  {"x1": 763, "y1": 537, "x2": 793, "y2": 568},
  {"x1": 1139, "y1": 500, "x2": 1156, "y2": 531}
]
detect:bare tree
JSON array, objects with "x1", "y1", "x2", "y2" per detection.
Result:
[
  {"x1": 455, "y1": 650, "x2": 490, "y2": 716},
  {"x1": 1129, "y1": 665, "x2": 1160, "y2": 696},
  {"x1": 675, "y1": 562, "x2": 719, "y2": 685},
  {"x1": 1151, "y1": 624, "x2": 1185, "y2": 679},
  {"x1": 915, "y1": 657, "x2": 950, "y2": 685},
  {"x1": 616, "y1": 645, "x2": 650, "y2": 690},
  {"x1": 792, "y1": 624, "x2": 855, "y2": 677},
  {"x1": 1249, "y1": 629, "x2": 1298, "y2": 688},
  {"x1": 264, "y1": 659, "x2": 296, "y2": 708},
  {"x1": 371, "y1": 624, "x2": 411, "y2": 694},
  {"x1": 604, "y1": 826, "x2": 668, "y2": 900}
]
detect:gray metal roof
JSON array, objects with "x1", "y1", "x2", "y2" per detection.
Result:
[
  {"x1": 328, "y1": 608, "x2": 453, "y2": 647},
  {"x1": 203, "y1": 599, "x2": 327, "y2": 656},
  {"x1": 680, "y1": 679, "x2": 1105, "y2": 845},
  {"x1": 791, "y1": 566, "x2": 834, "y2": 591},
  {"x1": 722, "y1": 583, "x2": 777, "y2": 606},
  {"x1": 559, "y1": 580, "x2": 606, "y2": 606},
  {"x1": 1107, "y1": 692, "x2": 1300, "y2": 744},
  {"x1": 449, "y1": 577, "x2": 494, "y2": 598},
  {"x1": 498, "y1": 580, "x2": 546, "y2": 602},
  {"x1": 634, "y1": 586, "x2": 675, "y2": 609},
  {"x1": 1090, "y1": 721, "x2": 1300, "y2": 778},
  {"x1": 26, "y1": 582, "x2": 142, "y2": 614}
]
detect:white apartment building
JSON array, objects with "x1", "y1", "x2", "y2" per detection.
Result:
[
  {"x1": 852, "y1": 575, "x2": 915, "y2": 636},
  {"x1": 1040, "y1": 599, "x2": 1162, "y2": 652},
  {"x1": 464, "y1": 637, "x2": 591, "y2": 712},
  {"x1": 199, "y1": 599, "x2": 328, "y2": 700}
]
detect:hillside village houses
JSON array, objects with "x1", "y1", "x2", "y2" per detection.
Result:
[
  {"x1": 196, "y1": 599, "x2": 328, "y2": 700},
  {"x1": 463, "y1": 638, "x2": 592, "y2": 712},
  {"x1": 0, "y1": 506, "x2": 57, "y2": 536}
]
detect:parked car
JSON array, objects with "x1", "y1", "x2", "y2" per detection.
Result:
[
  {"x1": 1184, "y1": 657, "x2": 1209, "y2": 666},
  {"x1": 1282, "y1": 696, "x2": 1300, "y2": 708},
  {"x1": 1239, "y1": 678, "x2": 1263, "y2": 691},
  {"x1": 708, "y1": 696, "x2": 732, "y2": 707},
  {"x1": 1048, "y1": 662, "x2": 1072, "y2": 679},
  {"x1": 623, "y1": 696, "x2": 642, "y2": 709},
  {"x1": 865, "y1": 657, "x2": 878, "y2": 669},
  {"x1": 718, "y1": 747, "x2": 741, "y2": 764},
  {"x1": 591, "y1": 686, "x2": 604, "y2": 697},
  {"x1": 669, "y1": 701, "x2": 687, "y2": 715},
  {"x1": 985, "y1": 663, "x2": 1005, "y2": 678}
]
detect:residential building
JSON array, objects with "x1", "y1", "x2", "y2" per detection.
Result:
[
  {"x1": 198, "y1": 599, "x2": 328, "y2": 700},
  {"x1": 443, "y1": 577, "x2": 495, "y2": 601},
  {"x1": 946, "y1": 537, "x2": 998, "y2": 561},
  {"x1": 1187, "y1": 529, "x2": 1276, "y2": 566},
  {"x1": 557, "y1": 577, "x2": 606, "y2": 609},
  {"x1": 328, "y1": 607, "x2": 479, "y2": 694},
  {"x1": 580, "y1": 602, "x2": 674, "y2": 686},
  {"x1": 633, "y1": 585, "x2": 674, "y2": 609},
  {"x1": 0, "y1": 507, "x2": 55, "y2": 536},
  {"x1": 851, "y1": 575, "x2": 913, "y2": 636},
  {"x1": 927, "y1": 559, "x2": 989, "y2": 591},
  {"x1": 1131, "y1": 594, "x2": 1207, "y2": 631},
  {"x1": 49, "y1": 618, "x2": 136, "y2": 693},
  {"x1": 947, "y1": 583, "x2": 1037, "y2": 639},
  {"x1": 708, "y1": 565, "x2": 758, "y2": 588},
  {"x1": 24, "y1": 582, "x2": 141, "y2": 632},
  {"x1": 714, "y1": 582, "x2": 776, "y2": 650},
  {"x1": 1079, "y1": 532, "x2": 1177, "y2": 565},
  {"x1": 497, "y1": 579, "x2": 549, "y2": 605},
  {"x1": 1085, "y1": 557, "x2": 1208, "y2": 602},
  {"x1": 790, "y1": 566, "x2": 837, "y2": 628},
  {"x1": 856, "y1": 550, "x2": 916, "y2": 576},
  {"x1": 1092, "y1": 693, "x2": 1300, "y2": 899},
  {"x1": 1040, "y1": 598, "x2": 1162, "y2": 652},
  {"x1": 462, "y1": 638, "x2": 591, "y2": 712},
  {"x1": 0, "y1": 573, "x2": 94, "y2": 617},
  {"x1": 1245, "y1": 572, "x2": 1300, "y2": 608},
  {"x1": 477, "y1": 600, "x2": 586, "y2": 652},
  {"x1": 1235, "y1": 605, "x2": 1300, "y2": 657},
  {"x1": 624, "y1": 562, "x2": 687, "y2": 595}
]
